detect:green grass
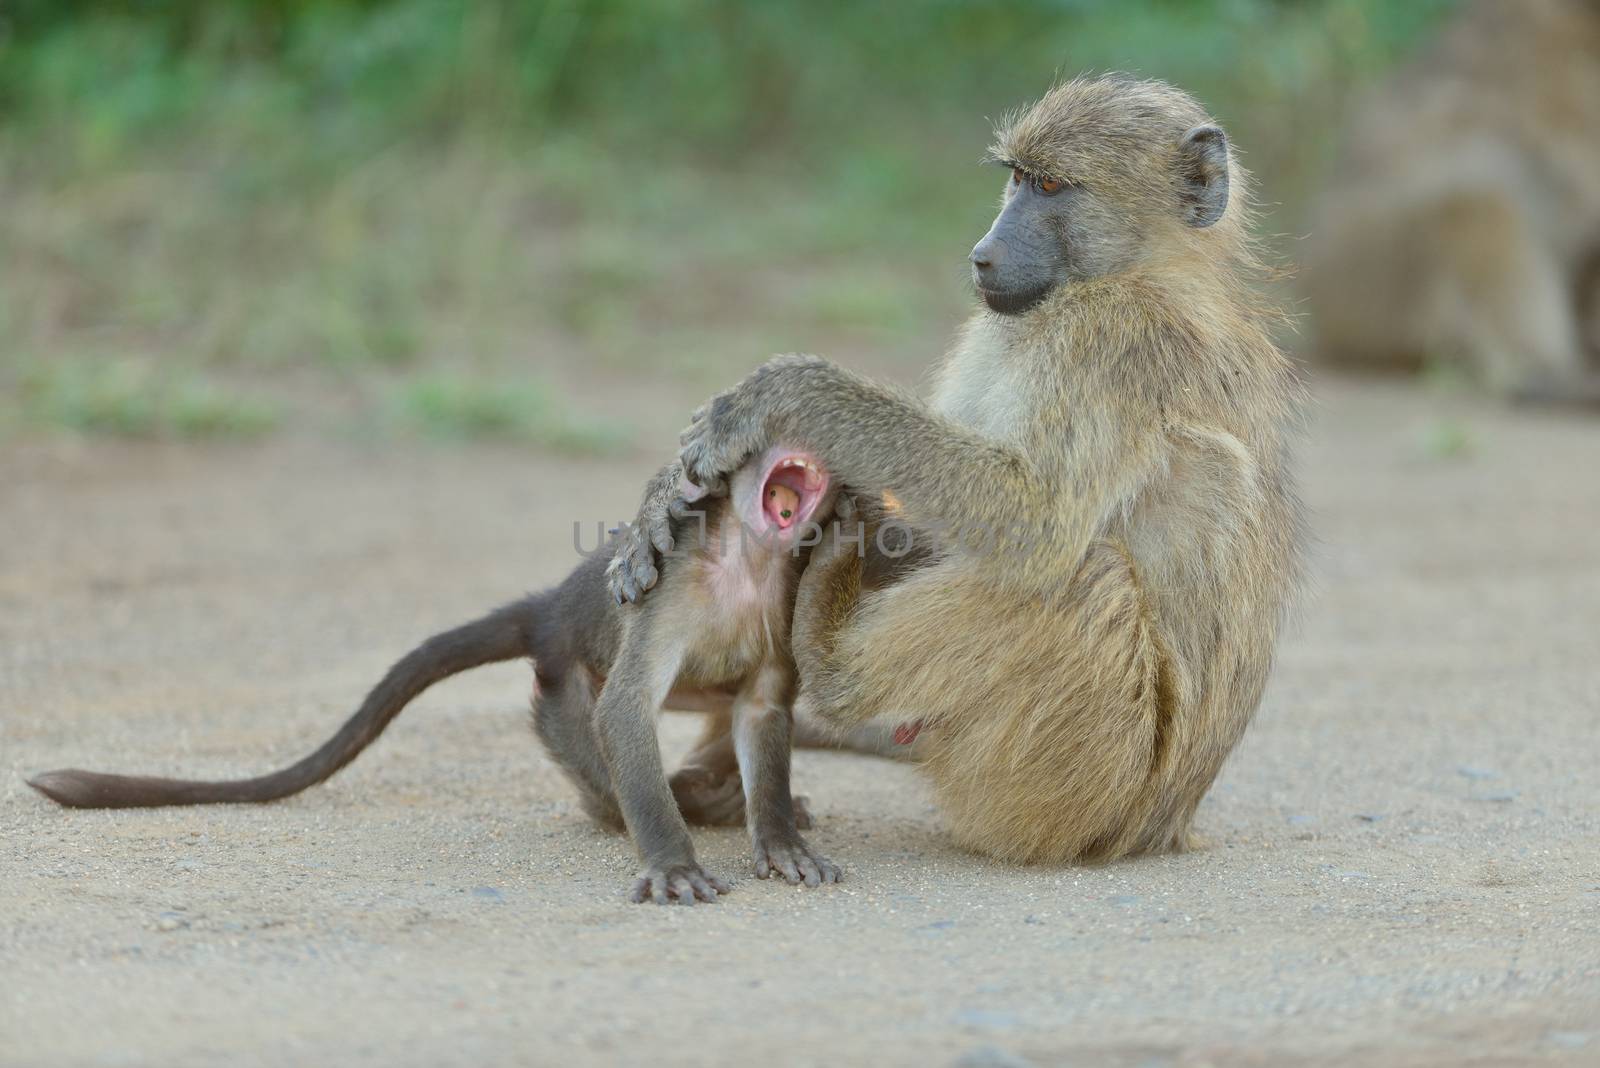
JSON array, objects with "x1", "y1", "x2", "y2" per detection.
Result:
[
  {"x1": 394, "y1": 374, "x2": 624, "y2": 455},
  {"x1": 12, "y1": 359, "x2": 279, "y2": 440},
  {"x1": 0, "y1": 0, "x2": 1461, "y2": 443},
  {"x1": 1417, "y1": 418, "x2": 1476, "y2": 461}
]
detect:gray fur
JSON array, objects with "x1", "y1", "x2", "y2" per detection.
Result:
[{"x1": 27, "y1": 462, "x2": 839, "y2": 905}]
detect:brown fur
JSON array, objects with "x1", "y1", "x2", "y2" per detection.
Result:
[
  {"x1": 618, "y1": 75, "x2": 1306, "y2": 865},
  {"x1": 1302, "y1": 0, "x2": 1600, "y2": 397}
]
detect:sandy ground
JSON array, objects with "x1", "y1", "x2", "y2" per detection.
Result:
[{"x1": 2, "y1": 377, "x2": 1597, "y2": 1067}]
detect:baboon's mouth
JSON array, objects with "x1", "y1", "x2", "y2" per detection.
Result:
[
  {"x1": 758, "y1": 453, "x2": 829, "y2": 533},
  {"x1": 977, "y1": 281, "x2": 1053, "y2": 315}
]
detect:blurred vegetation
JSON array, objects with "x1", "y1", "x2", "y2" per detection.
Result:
[{"x1": 0, "y1": 0, "x2": 1457, "y2": 444}]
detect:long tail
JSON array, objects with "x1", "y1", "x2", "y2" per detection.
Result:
[{"x1": 27, "y1": 598, "x2": 534, "y2": 808}]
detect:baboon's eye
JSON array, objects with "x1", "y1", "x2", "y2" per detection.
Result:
[{"x1": 1036, "y1": 177, "x2": 1065, "y2": 195}]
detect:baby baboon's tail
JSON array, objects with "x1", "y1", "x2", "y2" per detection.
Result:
[{"x1": 27, "y1": 598, "x2": 535, "y2": 808}]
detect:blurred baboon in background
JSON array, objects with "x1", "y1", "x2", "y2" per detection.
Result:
[{"x1": 1302, "y1": 0, "x2": 1600, "y2": 402}]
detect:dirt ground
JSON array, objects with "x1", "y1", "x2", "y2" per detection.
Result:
[{"x1": 2, "y1": 377, "x2": 1597, "y2": 1067}]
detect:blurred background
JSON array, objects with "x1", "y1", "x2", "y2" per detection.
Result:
[{"x1": 0, "y1": 0, "x2": 1465, "y2": 451}]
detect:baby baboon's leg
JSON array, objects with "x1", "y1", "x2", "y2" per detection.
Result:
[
  {"x1": 732, "y1": 663, "x2": 839, "y2": 887},
  {"x1": 668, "y1": 705, "x2": 818, "y2": 829},
  {"x1": 678, "y1": 705, "x2": 737, "y2": 771},
  {"x1": 669, "y1": 706, "x2": 746, "y2": 827},
  {"x1": 530, "y1": 667, "x2": 621, "y2": 829},
  {"x1": 594, "y1": 612, "x2": 731, "y2": 904}
]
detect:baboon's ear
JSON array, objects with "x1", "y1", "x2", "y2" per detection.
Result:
[{"x1": 1176, "y1": 124, "x2": 1229, "y2": 228}]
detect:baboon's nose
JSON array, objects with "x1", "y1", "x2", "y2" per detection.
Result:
[{"x1": 970, "y1": 237, "x2": 1003, "y2": 276}]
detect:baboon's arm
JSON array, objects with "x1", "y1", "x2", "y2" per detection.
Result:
[
  {"x1": 679, "y1": 354, "x2": 1035, "y2": 536},
  {"x1": 610, "y1": 349, "x2": 1172, "y2": 603}
]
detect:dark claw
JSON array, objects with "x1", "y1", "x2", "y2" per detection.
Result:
[
  {"x1": 631, "y1": 862, "x2": 731, "y2": 906},
  {"x1": 752, "y1": 832, "x2": 840, "y2": 888}
]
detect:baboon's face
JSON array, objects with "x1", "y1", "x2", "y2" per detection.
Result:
[
  {"x1": 970, "y1": 124, "x2": 1231, "y2": 315},
  {"x1": 969, "y1": 170, "x2": 1130, "y2": 313}
]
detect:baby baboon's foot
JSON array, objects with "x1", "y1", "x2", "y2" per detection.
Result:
[
  {"x1": 752, "y1": 829, "x2": 840, "y2": 888},
  {"x1": 629, "y1": 862, "x2": 732, "y2": 906},
  {"x1": 792, "y1": 794, "x2": 815, "y2": 830},
  {"x1": 669, "y1": 766, "x2": 745, "y2": 827}
]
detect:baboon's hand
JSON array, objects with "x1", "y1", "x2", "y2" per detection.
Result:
[
  {"x1": 606, "y1": 529, "x2": 662, "y2": 606},
  {"x1": 679, "y1": 354, "x2": 827, "y2": 491},
  {"x1": 752, "y1": 828, "x2": 841, "y2": 888},
  {"x1": 606, "y1": 460, "x2": 703, "y2": 605},
  {"x1": 629, "y1": 861, "x2": 733, "y2": 905}
]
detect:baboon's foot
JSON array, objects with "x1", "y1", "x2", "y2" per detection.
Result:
[
  {"x1": 792, "y1": 794, "x2": 815, "y2": 830},
  {"x1": 629, "y1": 861, "x2": 732, "y2": 905},
  {"x1": 669, "y1": 766, "x2": 745, "y2": 826},
  {"x1": 752, "y1": 828, "x2": 840, "y2": 888}
]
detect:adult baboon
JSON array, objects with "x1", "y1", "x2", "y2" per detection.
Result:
[
  {"x1": 1302, "y1": 0, "x2": 1600, "y2": 401},
  {"x1": 612, "y1": 75, "x2": 1306, "y2": 864}
]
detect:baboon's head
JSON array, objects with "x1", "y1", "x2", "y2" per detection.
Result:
[{"x1": 971, "y1": 75, "x2": 1236, "y2": 314}]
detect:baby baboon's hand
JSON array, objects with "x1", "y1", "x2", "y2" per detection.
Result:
[
  {"x1": 607, "y1": 460, "x2": 696, "y2": 605},
  {"x1": 752, "y1": 829, "x2": 840, "y2": 888},
  {"x1": 629, "y1": 861, "x2": 732, "y2": 905},
  {"x1": 606, "y1": 528, "x2": 661, "y2": 606}
]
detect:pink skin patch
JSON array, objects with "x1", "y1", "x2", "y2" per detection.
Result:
[
  {"x1": 746, "y1": 450, "x2": 829, "y2": 538},
  {"x1": 893, "y1": 720, "x2": 924, "y2": 746},
  {"x1": 678, "y1": 448, "x2": 829, "y2": 540}
]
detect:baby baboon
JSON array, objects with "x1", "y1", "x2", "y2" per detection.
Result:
[
  {"x1": 613, "y1": 75, "x2": 1305, "y2": 864},
  {"x1": 27, "y1": 447, "x2": 841, "y2": 904},
  {"x1": 1302, "y1": 0, "x2": 1600, "y2": 401}
]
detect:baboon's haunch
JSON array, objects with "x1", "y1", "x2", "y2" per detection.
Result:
[
  {"x1": 614, "y1": 75, "x2": 1305, "y2": 864},
  {"x1": 28, "y1": 447, "x2": 840, "y2": 905}
]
